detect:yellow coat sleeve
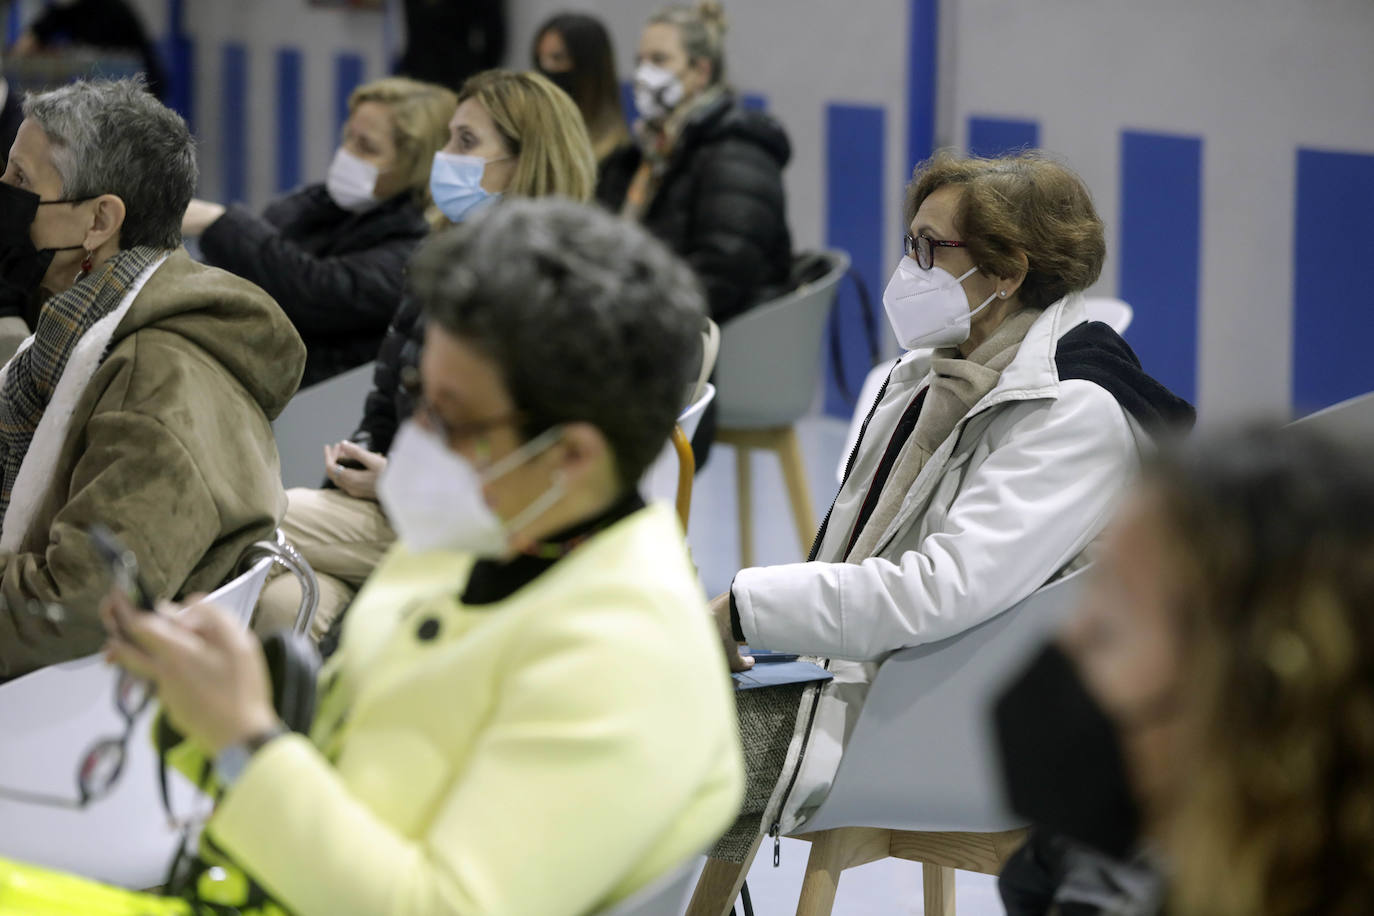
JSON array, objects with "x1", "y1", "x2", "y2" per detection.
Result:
[{"x1": 206, "y1": 596, "x2": 733, "y2": 916}]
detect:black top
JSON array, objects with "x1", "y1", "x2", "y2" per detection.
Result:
[
  {"x1": 30, "y1": 0, "x2": 167, "y2": 99},
  {"x1": 394, "y1": 0, "x2": 505, "y2": 92},
  {"x1": 461, "y1": 490, "x2": 647, "y2": 606},
  {"x1": 597, "y1": 93, "x2": 794, "y2": 326},
  {"x1": 349, "y1": 292, "x2": 424, "y2": 456},
  {"x1": 0, "y1": 89, "x2": 24, "y2": 174},
  {"x1": 200, "y1": 185, "x2": 429, "y2": 387}
]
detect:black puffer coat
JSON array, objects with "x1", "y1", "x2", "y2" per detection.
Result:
[
  {"x1": 200, "y1": 185, "x2": 429, "y2": 387},
  {"x1": 598, "y1": 93, "x2": 793, "y2": 324},
  {"x1": 349, "y1": 294, "x2": 423, "y2": 456}
]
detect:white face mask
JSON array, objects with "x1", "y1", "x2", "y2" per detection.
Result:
[
  {"x1": 881, "y1": 257, "x2": 1000, "y2": 350},
  {"x1": 633, "y1": 62, "x2": 685, "y2": 123},
  {"x1": 325, "y1": 147, "x2": 380, "y2": 212},
  {"x1": 377, "y1": 420, "x2": 566, "y2": 557}
]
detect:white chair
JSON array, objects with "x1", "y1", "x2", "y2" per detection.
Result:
[
  {"x1": 1289, "y1": 390, "x2": 1374, "y2": 440},
  {"x1": 642, "y1": 384, "x2": 716, "y2": 525},
  {"x1": 782, "y1": 569, "x2": 1089, "y2": 916},
  {"x1": 595, "y1": 858, "x2": 698, "y2": 916},
  {"x1": 716, "y1": 251, "x2": 851, "y2": 566},
  {"x1": 0, "y1": 540, "x2": 316, "y2": 889},
  {"x1": 272, "y1": 361, "x2": 377, "y2": 490},
  {"x1": 1081, "y1": 297, "x2": 1133, "y2": 335}
]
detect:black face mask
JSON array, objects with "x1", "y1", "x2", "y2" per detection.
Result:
[
  {"x1": 538, "y1": 67, "x2": 578, "y2": 99},
  {"x1": 0, "y1": 182, "x2": 88, "y2": 314},
  {"x1": 993, "y1": 642, "x2": 1144, "y2": 860}
]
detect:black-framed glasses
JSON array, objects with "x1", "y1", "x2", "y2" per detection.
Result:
[
  {"x1": 904, "y1": 233, "x2": 968, "y2": 270},
  {"x1": 400, "y1": 367, "x2": 524, "y2": 453},
  {"x1": 0, "y1": 669, "x2": 153, "y2": 809}
]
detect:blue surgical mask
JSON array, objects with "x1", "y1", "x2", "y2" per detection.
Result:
[{"x1": 429, "y1": 151, "x2": 508, "y2": 223}]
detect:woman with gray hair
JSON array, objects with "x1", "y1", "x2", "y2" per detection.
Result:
[{"x1": 0, "y1": 79, "x2": 305, "y2": 679}]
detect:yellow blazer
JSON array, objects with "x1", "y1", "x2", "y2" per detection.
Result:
[{"x1": 198, "y1": 502, "x2": 743, "y2": 915}]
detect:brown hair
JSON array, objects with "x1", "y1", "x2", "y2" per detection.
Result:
[
  {"x1": 530, "y1": 13, "x2": 629, "y2": 161},
  {"x1": 905, "y1": 150, "x2": 1106, "y2": 310},
  {"x1": 1143, "y1": 426, "x2": 1374, "y2": 916},
  {"x1": 649, "y1": 0, "x2": 729, "y2": 85},
  {"x1": 348, "y1": 76, "x2": 457, "y2": 206},
  {"x1": 455, "y1": 69, "x2": 596, "y2": 204}
]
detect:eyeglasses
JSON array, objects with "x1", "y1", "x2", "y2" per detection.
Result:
[
  {"x1": 401, "y1": 368, "x2": 523, "y2": 453},
  {"x1": 904, "y1": 233, "x2": 968, "y2": 270},
  {"x1": 0, "y1": 669, "x2": 152, "y2": 809}
]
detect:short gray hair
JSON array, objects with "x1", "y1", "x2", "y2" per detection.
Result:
[
  {"x1": 410, "y1": 198, "x2": 706, "y2": 488},
  {"x1": 23, "y1": 78, "x2": 196, "y2": 249}
]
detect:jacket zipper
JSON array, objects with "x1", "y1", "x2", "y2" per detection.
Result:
[
  {"x1": 767, "y1": 655, "x2": 830, "y2": 866},
  {"x1": 809, "y1": 372, "x2": 893, "y2": 561}
]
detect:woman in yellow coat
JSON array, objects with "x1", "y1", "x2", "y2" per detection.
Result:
[{"x1": 101, "y1": 198, "x2": 744, "y2": 916}]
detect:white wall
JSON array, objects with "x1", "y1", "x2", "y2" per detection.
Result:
[{"x1": 108, "y1": 0, "x2": 1374, "y2": 419}]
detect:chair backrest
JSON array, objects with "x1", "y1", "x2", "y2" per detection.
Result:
[
  {"x1": 593, "y1": 858, "x2": 698, "y2": 916},
  {"x1": 1081, "y1": 297, "x2": 1134, "y2": 335},
  {"x1": 796, "y1": 569, "x2": 1089, "y2": 835},
  {"x1": 0, "y1": 558, "x2": 275, "y2": 888},
  {"x1": 714, "y1": 250, "x2": 851, "y2": 428},
  {"x1": 641, "y1": 383, "x2": 716, "y2": 516},
  {"x1": 1289, "y1": 390, "x2": 1374, "y2": 441},
  {"x1": 272, "y1": 361, "x2": 377, "y2": 490}
]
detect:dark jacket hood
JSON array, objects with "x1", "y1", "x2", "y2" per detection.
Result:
[
  {"x1": 684, "y1": 93, "x2": 793, "y2": 168},
  {"x1": 1055, "y1": 320, "x2": 1196, "y2": 436}
]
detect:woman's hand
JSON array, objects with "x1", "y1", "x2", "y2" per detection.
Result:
[
  {"x1": 324, "y1": 440, "x2": 388, "y2": 501},
  {"x1": 102, "y1": 592, "x2": 278, "y2": 756},
  {"x1": 710, "y1": 591, "x2": 754, "y2": 673},
  {"x1": 181, "y1": 199, "x2": 227, "y2": 236}
]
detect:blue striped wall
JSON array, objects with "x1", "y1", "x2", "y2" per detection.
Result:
[
  {"x1": 220, "y1": 43, "x2": 249, "y2": 205},
  {"x1": 967, "y1": 117, "x2": 1039, "y2": 158},
  {"x1": 275, "y1": 48, "x2": 304, "y2": 193},
  {"x1": 1293, "y1": 148, "x2": 1374, "y2": 413},
  {"x1": 1119, "y1": 130, "x2": 1203, "y2": 404},
  {"x1": 335, "y1": 53, "x2": 367, "y2": 140},
  {"x1": 824, "y1": 104, "x2": 885, "y2": 417},
  {"x1": 906, "y1": 0, "x2": 939, "y2": 175}
]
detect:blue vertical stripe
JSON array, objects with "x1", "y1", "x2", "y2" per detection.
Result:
[
  {"x1": 7, "y1": 2, "x2": 23, "y2": 48},
  {"x1": 1119, "y1": 130, "x2": 1202, "y2": 403},
  {"x1": 221, "y1": 43, "x2": 248, "y2": 204},
  {"x1": 334, "y1": 53, "x2": 366, "y2": 139},
  {"x1": 825, "y1": 104, "x2": 886, "y2": 417},
  {"x1": 619, "y1": 80, "x2": 638, "y2": 126},
  {"x1": 741, "y1": 93, "x2": 767, "y2": 112},
  {"x1": 967, "y1": 116, "x2": 1039, "y2": 158},
  {"x1": 163, "y1": 0, "x2": 194, "y2": 128},
  {"x1": 276, "y1": 48, "x2": 304, "y2": 193},
  {"x1": 906, "y1": 0, "x2": 939, "y2": 175},
  {"x1": 1293, "y1": 148, "x2": 1374, "y2": 413}
]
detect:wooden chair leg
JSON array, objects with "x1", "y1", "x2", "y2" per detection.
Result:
[
  {"x1": 685, "y1": 833, "x2": 762, "y2": 916},
  {"x1": 922, "y1": 864, "x2": 956, "y2": 916},
  {"x1": 776, "y1": 426, "x2": 816, "y2": 559},
  {"x1": 794, "y1": 828, "x2": 891, "y2": 916},
  {"x1": 735, "y1": 443, "x2": 755, "y2": 569}
]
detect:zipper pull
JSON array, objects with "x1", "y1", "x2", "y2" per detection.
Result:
[{"x1": 770, "y1": 821, "x2": 781, "y2": 867}]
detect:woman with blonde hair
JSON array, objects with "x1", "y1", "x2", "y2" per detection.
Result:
[
  {"x1": 256, "y1": 69, "x2": 598, "y2": 637},
  {"x1": 183, "y1": 77, "x2": 455, "y2": 386},
  {"x1": 999, "y1": 425, "x2": 1374, "y2": 916}
]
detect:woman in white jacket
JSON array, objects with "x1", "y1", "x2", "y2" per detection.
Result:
[{"x1": 699, "y1": 151, "x2": 1195, "y2": 879}]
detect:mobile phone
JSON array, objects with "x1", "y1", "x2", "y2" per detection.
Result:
[
  {"x1": 746, "y1": 651, "x2": 800, "y2": 664},
  {"x1": 336, "y1": 457, "x2": 366, "y2": 470},
  {"x1": 88, "y1": 524, "x2": 156, "y2": 612}
]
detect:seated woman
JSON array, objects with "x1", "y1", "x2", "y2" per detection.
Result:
[
  {"x1": 253, "y1": 69, "x2": 597, "y2": 636},
  {"x1": 598, "y1": 0, "x2": 792, "y2": 326},
  {"x1": 183, "y1": 77, "x2": 455, "y2": 386},
  {"x1": 0, "y1": 79, "x2": 305, "y2": 679},
  {"x1": 696, "y1": 151, "x2": 1195, "y2": 882},
  {"x1": 531, "y1": 12, "x2": 629, "y2": 169},
  {"x1": 104, "y1": 198, "x2": 744, "y2": 916},
  {"x1": 1001, "y1": 425, "x2": 1374, "y2": 916}
]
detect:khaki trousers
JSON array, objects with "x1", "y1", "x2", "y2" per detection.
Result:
[{"x1": 255, "y1": 487, "x2": 395, "y2": 638}]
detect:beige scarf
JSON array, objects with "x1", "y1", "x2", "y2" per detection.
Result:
[{"x1": 844, "y1": 309, "x2": 1039, "y2": 561}]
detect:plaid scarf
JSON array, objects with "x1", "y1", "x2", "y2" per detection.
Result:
[{"x1": 0, "y1": 245, "x2": 164, "y2": 523}]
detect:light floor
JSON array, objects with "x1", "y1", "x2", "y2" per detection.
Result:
[{"x1": 682, "y1": 416, "x2": 1004, "y2": 915}]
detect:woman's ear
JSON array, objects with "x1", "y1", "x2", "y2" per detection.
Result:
[
  {"x1": 83, "y1": 193, "x2": 126, "y2": 252},
  {"x1": 998, "y1": 250, "x2": 1030, "y2": 300},
  {"x1": 551, "y1": 422, "x2": 612, "y2": 486}
]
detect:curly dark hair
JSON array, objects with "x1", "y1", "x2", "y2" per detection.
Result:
[
  {"x1": 1143, "y1": 425, "x2": 1374, "y2": 916},
  {"x1": 408, "y1": 197, "x2": 706, "y2": 488}
]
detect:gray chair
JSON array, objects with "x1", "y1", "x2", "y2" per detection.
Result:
[
  {"x1": 595, "y1": 858, "x2": 698, "y2": 916},
  {"x1": 715, "y1": 251, "x2": 850, "y2": 566},
  {"x1": 1081, "y1": 297, "x2": 1134, "y2": 335},
  {"x1": 0, "y1": 547, "x2": 302, "y2": 889},
  {"x1": 272, "y1": 361, "x2": 377, "y2": 490},
  {"x1": 782, "y1": 569, "x2": 1089, "y2": 916},
  {"x1": 1289, "y1": 390, "x2": 1374, "y2": 440}
]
